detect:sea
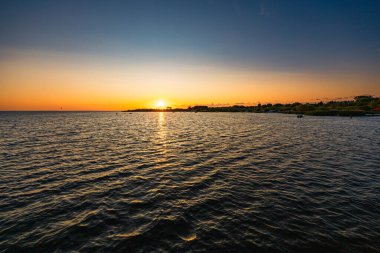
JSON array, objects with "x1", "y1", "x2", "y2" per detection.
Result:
[{"x1": 0, "y1": 112, "x2": 379, "y2": 252}]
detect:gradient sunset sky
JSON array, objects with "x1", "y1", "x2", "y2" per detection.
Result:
[{"x1": 1, "y1": 0, "x2": 379, "y2": 110}]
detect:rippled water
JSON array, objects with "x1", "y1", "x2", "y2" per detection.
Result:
[{"x1": 1, "y1": 112, "x2": 379, "y2": 252}]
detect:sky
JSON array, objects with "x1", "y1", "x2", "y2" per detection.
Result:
[{"x1": 0, "y1": 0, "x2": 379, "y2": 110}]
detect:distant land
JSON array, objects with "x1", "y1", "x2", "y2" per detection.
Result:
[{"x1": 124, "y1": 95, "x2": 380, "y2": 116}]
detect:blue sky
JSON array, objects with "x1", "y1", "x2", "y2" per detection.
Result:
[{"x1": 1, "y1": 0, "x2": 379, "y2": 72}]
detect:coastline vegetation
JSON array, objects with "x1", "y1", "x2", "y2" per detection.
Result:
[{"x1": 124, "y1": 95, "x2": 380, "y2": 116}]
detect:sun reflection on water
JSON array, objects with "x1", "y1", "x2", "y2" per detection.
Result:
[
  {"x1": 157, "y1": 112, "x2": 167, "y2": 147},
  {"x1": 154, "y1": 112, "x2": 169, "y2": 164},
  {"x1": 158, "y1": 112, "x2": 165, "y2": 127}
]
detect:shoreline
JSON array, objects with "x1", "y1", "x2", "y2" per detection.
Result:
[
  {"x1": 122, "y1": 110, "x2": 380, "y2": 117},
  {"x1": 123, "y1": 96, "x2": 380, "y2": 116}
]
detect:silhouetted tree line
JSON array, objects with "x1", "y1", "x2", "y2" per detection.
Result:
[{"x1": 125, "y1": 95, "x2": 380, "y2": 116}]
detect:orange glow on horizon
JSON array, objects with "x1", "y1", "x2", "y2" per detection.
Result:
[{"x1": 1, "y1": 50, "x2": 379, "y2": 111}]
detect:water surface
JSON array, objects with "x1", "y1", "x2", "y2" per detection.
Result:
[{"x1": 0, "y1": 112, "x2": 379, "y2": 252}]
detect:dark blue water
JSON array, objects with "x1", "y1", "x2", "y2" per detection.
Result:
[{"x1": 0, "y1": 112, "x2": 379, "y2": 252}]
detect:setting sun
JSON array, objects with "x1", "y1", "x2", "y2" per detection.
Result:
[{"x1": 156, "y1": 99, "x2": 166, "y2": 108}]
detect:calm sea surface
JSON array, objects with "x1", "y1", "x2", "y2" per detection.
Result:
[{"x1": 0, "y1": 112, "x2": 379, "y2": 252}]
